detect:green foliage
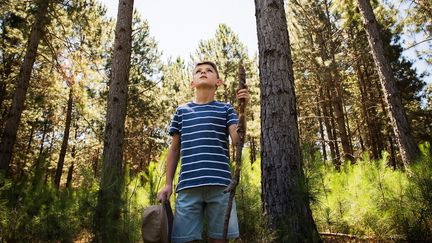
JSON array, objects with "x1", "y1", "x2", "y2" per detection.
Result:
[
  {"x1": 400, "y1": 0, "x2": 432, "y2": 64},
  {"x1": 0, "y1": 170, "x2": 98, "y2": 242},
  {"x1": 236, "y1": 149, "x2": 268, "y2": 242},
  {"x1": 307, "y1": 142, "x2": 432, "y2": 241},
  {"x1": 397, "y1": 143, "x2": 432, "y2": 241},
  {"x1": 120, "y1": 151, "x2": 179, "y2": 241},
  {"x1": 124, "y1": 10, "x2": 165, "y2": 177},
  {"x1": 191, "y1": 24, "x2": 258, "y2": 105},
  {"x1": 207, "y1": 148, "x2": 272, "y2": 243}
]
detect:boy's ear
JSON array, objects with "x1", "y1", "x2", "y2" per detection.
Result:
[
  {"x1": 190, "y1": 80, "x2": 196, "y2": 88},
  {"x1": 216, "y1": 79, "x2": 223, "y2": 87}
]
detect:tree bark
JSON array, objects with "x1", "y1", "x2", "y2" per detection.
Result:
[
  {"x1": 92, "y1": 148, "x2": 100, "y2": 177},
  {"x1": 315, "y1": 16, "x2": 353, "y2": 162},
  {"x1": 0, "y1": 82, "x2": 6, "y2": 122},
  {"x1": 356, "y1": 0, "x2": 419, "y2": 164},
  {"x1": 66, "y1": 120, "x2": 77, "y2": 188},
  {"x1": 54, "y1": 88, "x2": 73, "y2": 188},
  {"x1": 249, "y1": 136, "x2": 257, "y2": 164},
  {"x1": 35, "y1": 116, "x2": 49, "y2": 172},
  {"x1": 32, "y1": 111, "x2": 50, "y2": 188},
  {"x1": 366, "y1": 62, "x2": 386, "y2": 157},
  {"x1": 325, "y1": 0, "x2": 354, "y2": 162},
  {"x1": 320, "y1": 86, "x2": 338, "y2": 165},
  {"x1": 329, "y1": 50, "x2": 354, "y2": 162},
  {"x1": 25, "y1": 122, "x2": 35, "y2": 156},
  {"x1": 353, "y1": 48, "x2": 379, "y2": 158},
  {"x1": 0, "y1": 0, "x2": 51, "y2": 173},
  {"x1": 255, "y1": 0, "x2": 321, "y2": 241},
  {"x1": 316, "y1": 97, "x2": 327, "y2": 161},
  {"x1": 95, "y1": 0, "x2": 134, "y2": 241}
]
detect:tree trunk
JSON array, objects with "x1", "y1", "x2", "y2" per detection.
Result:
[
  {"x1": 316, "y1": 97, "x2": 327, "y2": 161},
  {"x1": 32, "y1": 111, "x2": 50, "y2": 188},
  {"x1": 388, "y1": 133, "x2": 397, "y2": 169},
  {"x1": 329, "y1": 52, "x2": 354, "y2": 162},
  {"x1": 92, "y1": 148, "x2": 100, "y2": 177},
  {"x1": 327, "y1": 66, "x2": 353, "y2": 162},
  {"x1": 26, "y1": 122, "x2": 35, "y2": 155},
  {"x1": 325, "y1": 84, "x2": 341, "y2": 167},
  {"x1": 329, "y1": 106, "x2": 341, "y2": 166},
  {"x1": 0, "y1": 82, "x2": 6, "y2": 121},
  {"x1": 35, "y1": 116, "x2": 49, "y2": 172},
  {"x1": 366, "y1": 62, "x2": 386, "y2": 157},
  {"x1": 353, "y1": 48, "x2": 379, "y2": 158},
  {"x1": 356, "y1": 0, "x2": 419, "y2": 164},
  {"x1": 320, "y1": 86, "x2": 338, "y2": 165},
  {"x1": 249, "y1": 136, "x2": 257, "y2": 164},
  {"x1": 0, "y1": 0, "x2": 51, "y2": 173},
  {"x1": 54, "y1": 88, "x2": 73, "y2": 188},
  {"x1": 377, "y1": 85, "x2": 402, "y2": 166},
  {"x1": 316, "y1": 25, "x2": 353, "y2": 162},
  {"x1": 65, "y1": 163, "x2": 74, "y2": 188},
  {"x1": 66, "y1": 120, "x2": 77, "y2": 188},
  {"x1": 343, "y1": 101, "x2": 354, "y2": 153},
  {"x1": 255, "y1": 0, "x2": 321, "y2": 241},
  {"x1": 330, "y1": 3, "x2": 354, "y2": 164},
  {"x1": 315, "y1": 35, "x2": 341, "y2": 167},
  {"x1": 95, "y1": 0, "x2": 134, "y2": 241}
]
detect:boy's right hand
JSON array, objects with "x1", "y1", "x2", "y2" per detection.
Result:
[{"x1": 157, "y1": 184, "x2": 172, "y2": 202}]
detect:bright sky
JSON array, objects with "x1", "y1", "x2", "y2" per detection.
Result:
[
  {"x1": 99, "y1": 0, "x2": 430, "y2": 85},
  {"x1": 100, "y1": 0, "x2": 258, "y2": 61}
]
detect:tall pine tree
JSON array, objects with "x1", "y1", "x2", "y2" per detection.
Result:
[{"x1": 255, "y1": 0, "x2": 321, "y2": 241}]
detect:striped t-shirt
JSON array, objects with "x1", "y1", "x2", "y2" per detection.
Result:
[{"x1": 169, "y1": 100, "x2": 238, "y2": 192}]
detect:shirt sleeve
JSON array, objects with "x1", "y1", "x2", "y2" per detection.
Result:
[
  {"x1": 169, "y1": 108, "x2": 182, "y2": 136},
  {"x1": 226, "y1": 104, "x2": 239, "y2": 128}
]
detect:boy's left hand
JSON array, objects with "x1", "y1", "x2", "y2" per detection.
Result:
[{"x1": 236, "y1": 88, "x2": 250, "y2": 103}]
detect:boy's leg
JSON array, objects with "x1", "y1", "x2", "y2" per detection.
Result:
[
  {"x1": 205, "y1": 186, "x2": 239, "y2": 241},
  {"x1": 172, "y1": 188, "x2": 205, "y2": 243}
]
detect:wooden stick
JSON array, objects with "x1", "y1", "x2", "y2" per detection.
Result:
[{"x1": 223, "y1": 63, "x2": 247, "y2": 240}]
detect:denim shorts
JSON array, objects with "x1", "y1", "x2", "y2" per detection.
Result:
[{"x1": 171, "y1": 186, "x2": 239, "y2": 243}]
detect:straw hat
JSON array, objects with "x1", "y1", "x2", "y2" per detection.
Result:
[{"x1": 142, "y1": 201, "x2": 173, "y2": 243}]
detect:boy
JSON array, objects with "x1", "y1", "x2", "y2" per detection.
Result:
[{"x1": 157, "y1": 61, "x2": 249, "y2": 243}]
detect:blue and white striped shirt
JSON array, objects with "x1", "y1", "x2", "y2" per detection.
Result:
[{"x1": 169, "y1": 100, "x2": 238, "y2": 192}]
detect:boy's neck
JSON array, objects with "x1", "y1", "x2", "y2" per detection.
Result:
[{"x1": 194, "y1": 88, "x2": 216, "y2": 104}]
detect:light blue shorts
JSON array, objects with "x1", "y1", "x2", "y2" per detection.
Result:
[{"x1": 171, "y1": 186, "x2": 239, "y2": 243}]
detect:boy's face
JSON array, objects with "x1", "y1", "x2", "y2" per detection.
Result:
[{"x1": 191, "y1": 64, "x2": 222, "y2": 90}]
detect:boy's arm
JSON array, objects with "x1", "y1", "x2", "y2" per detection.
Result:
[
  {"x1": 157, "y1": 133, "x2": 180, "y2": 202},
  {"x1": 229, "y1": 124, "x2": 240, "y2": 145}
]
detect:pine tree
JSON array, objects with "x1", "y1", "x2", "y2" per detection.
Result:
[
  {"x1": 288, "y1": 0, "x2": 354, "y2": 166},
  {"x1": 95, "y1": 0, "x2": 134, "y2": 240},
  {"x1": 356, "y1": 0, "x2": 420, "y2": 164},
  {"x1": 255, "y1": 0, "x2": 321, "y2": 241},
  {"x1": 124, "y1": 11, "x2": 164, "y2": 175},
  {"x1": 192, "y1": 24, "x2": 250, "y2": 104},
  {"x1": 0, "y1": 0, "x2": 52, "y2": 174}
]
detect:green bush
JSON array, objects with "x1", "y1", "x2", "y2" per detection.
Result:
[
  {"x1": 0, "y1": 160, "x2": 98, "y2": 242},
  {"x1": 307, "y1": 142, "x2": 432, "y2": 241},
  {"x1": 396, "y1": 143, "x2": 432, "y2": 241}
]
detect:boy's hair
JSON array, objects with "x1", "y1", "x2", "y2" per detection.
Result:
[{"x1": 194, "y1": 61, "x2": 220, "y2": 79}]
